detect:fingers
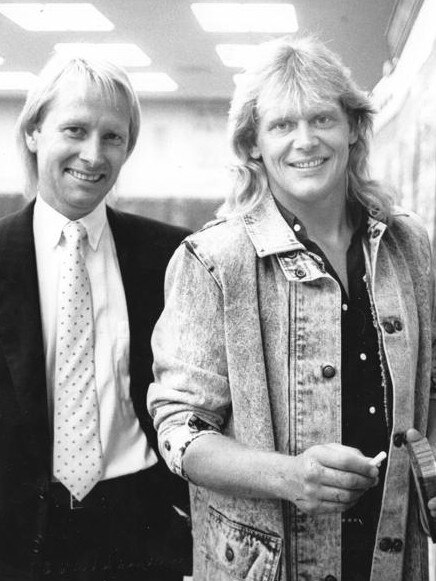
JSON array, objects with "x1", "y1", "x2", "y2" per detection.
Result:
[
  {"x1": 428, "y1": 497, "x2": 436, "y2": 519},
  {"x1": 406, "y1": 428, "x2": 423, "y2": 443},
  {"x1": 314, "y1": 464, "x2": 376, "y2": 491},
  {"x1": 310, "y1": 443, "x2": 379, "y2": 479},
  {"x1": 289, "y1": 443, "x2": 382, "y2": 515},
  {"x1": 295, "y1": 484, "x2": 363, "y2": 514}
]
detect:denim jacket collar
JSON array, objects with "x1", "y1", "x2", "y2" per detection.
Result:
[
  {"x1": 242, "y1": 189, "x2": 397, "y2": 257},
  {"x1": 243, "y1": 191, "x2": 306, "y2": 258}
]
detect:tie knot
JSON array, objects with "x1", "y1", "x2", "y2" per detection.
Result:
[{"x1": 63, "y1": 221, "x2": 87, "y2": 246}]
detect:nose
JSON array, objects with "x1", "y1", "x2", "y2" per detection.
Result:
[
  {"x1": 293, "y1": 121, "x2": 318, "y2": 150},
  {"x1": 79, "y1": 134, "x2": 104, "y2": 166}
]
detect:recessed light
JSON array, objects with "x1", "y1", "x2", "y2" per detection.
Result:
[
  {"x1": 54, "y1": 43, "x2": 151, "y2": 67},
  {"x1": 128, "y1": 72, "x2": 178, "y2": 93},
  {"x1": 191, "y1": 3, "x2": 298, "y2": 33},
  {"x1": 216, "y1": 44, "x2": 259, "y2": 68},
  {"x1": 0, "y1": 3, "x2": 113, "y2": 31},
  {"x1": 0, "y1": 71, "x2": 37, "y2": 91}
]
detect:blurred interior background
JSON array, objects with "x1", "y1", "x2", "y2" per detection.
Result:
[{"x1": 1, "y1": 0, "x2": 432, "y2": 235}]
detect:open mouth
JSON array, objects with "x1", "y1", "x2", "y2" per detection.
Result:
[
  {"x1": 289, "y1": 157, "x2": 327, "y2": 169},
  {"x1": 66, "y1": 168, "x2": 104, "y2": 183}
]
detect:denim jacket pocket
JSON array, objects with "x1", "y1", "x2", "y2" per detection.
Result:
[{"x1": 202, "y1": 506, "x2": 282, "y2": 581}]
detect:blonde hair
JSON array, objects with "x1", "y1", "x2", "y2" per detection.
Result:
[
  {"x1": 219, "y1": 35, "x2": 392, "y2": 222},
  {"x1": 16, "y1": 53, "x2": 141, "y2": 196}
]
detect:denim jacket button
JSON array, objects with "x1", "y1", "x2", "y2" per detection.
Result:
[
  {"x1": 295, "y1": 268, "x2": 306, "y2": 279},
  {"x1": 379, "y1": 537, "x2": 392, "y2": 551},
  {"x1": 392, "y1": 538, "x2": 403, "y2": 552},
  {"x1": 393, "y1": 432, "x2": 406, "y2": 447},
  {"x1": 394, "y1": 320, "x2": 403, "y2": 331},
  {"x1": 322, "y1": 365, "x2": 336, "y2": 379},
  {"x1": 382, "y1": 321, "x2": 395, "y2": 334},
  {"x1": 371, "y1": 228, "x2": 381, "y2": 238},
  {"x1": 225, "y1": 545, "x2": 235, "y2": 562}
]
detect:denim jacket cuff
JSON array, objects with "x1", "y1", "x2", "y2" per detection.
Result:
[{"x1": 159, "y1": 414, "x2": 221, "y2": 479}]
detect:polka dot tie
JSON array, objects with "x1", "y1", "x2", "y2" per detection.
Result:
[{"x1": 53, "y1": 221, "x2": 103, "y2": 501}]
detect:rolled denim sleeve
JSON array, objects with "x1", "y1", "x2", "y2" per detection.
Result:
[{"x1": 148, "y1": 241, "x2": 230, "y2": 478}]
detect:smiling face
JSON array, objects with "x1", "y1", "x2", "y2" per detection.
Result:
[
  {"x1": 25, "y1": 75, "x2": 130, "y2": 220},
  {"x1": 252, "y1": 100, "x2": 357, "y2": 213}
]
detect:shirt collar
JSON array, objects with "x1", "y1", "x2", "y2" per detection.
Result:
[{"x1": 34, "y1": 195, "x2": 107, "y2": 251}]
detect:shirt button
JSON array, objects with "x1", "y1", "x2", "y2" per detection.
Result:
[
  {"x1": 294, "y1": 223, "x2": 301, "y2": 232},
  {"x1": 394, "y1": 320, "x2": 403, "y2": 331},
  {"x1": 164, "y1": 440, "x2": 171, "y2": 451},
  {"x1": 392, "y1": 538, "x2": 403, "y2": 552},
  {"x1": 371, "y1": 229, "x2": 381, "y2": 238},
  {"x1": 32, "y1": 536, "x2": 43, "y2": 554},
  {"x1": 383, "y1": 321, "x2": 395, "y2": 334},
  {"x1": 369, "y1": 406, "x2": 376, "y2": 415},
  {"x1": 322, "y1": 365, "x2": 336, "y2": 379},
  {"x1": 225, "y1": 545, "x2": 235, "y2": 562},
  {"x1": 342, "y1": 304, "x2": 348, "y2": 312},
  {"x1": 360, "y1": 353, "x2": 367, "y2": 361},
  {"x1": 379, "y1": 537, "x2": 392, "y2": 551},
  {"x1": 393, "y1": 432, "x2": 406, "y2": 447}
]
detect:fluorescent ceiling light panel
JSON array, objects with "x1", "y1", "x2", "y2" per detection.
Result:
[
  {"x1": 191, "y1": 3, "x2": 298, "y2": 33},
  {"x1": 55, "y1": 43, "x2": 151, "y2": 67},
  {"x1": 128, "y1": 72, "x2": 178, "y2": 93},
  {"x1": 216, "y1": 44, "x2": 259, "y2": 68},
  {"x1": 0, "y1": 3, "x2": 113, "y2": 31},
  {"x1": 0, "y1": 71, "x2": 37, "y2": 91}
]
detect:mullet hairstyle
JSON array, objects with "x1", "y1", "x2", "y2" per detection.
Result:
[
  {"x1": 16, "y1": 53, "x2": 141, "y2": 196},
  {"x1": 218, "y1": 35, "x2": 393, "y2": 223}
]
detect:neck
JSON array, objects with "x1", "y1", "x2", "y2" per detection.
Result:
[
  {"x1": 305, "y1": 205, "x2": 352, "y2": 246},
  {"x1": 279, "y1": 194, "x2": 352, "y2": 245}
]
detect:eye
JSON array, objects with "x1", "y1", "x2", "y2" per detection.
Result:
[
  {"x1": 104, "y1": 132, "x2": 125, "y2": 145},
  {"x1": 64, "y1": 126, "x2": 85, "y2": 138},
  {"x1": 270, "y1": 120, "x2": 293, "y2": 133},
  {"x1": 313, "y1": 115, "x2": 334, "y2": 128}
]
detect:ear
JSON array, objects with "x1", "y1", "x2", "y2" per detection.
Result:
[
  {"x1": 348, "y1": 124, "x2": 358, "y2": 146},
  {"x1": 25, "y1": 127, "x2": 39, "y2": 153},
  {"x1": 251, "y1": 144, "x2": 261, "y2": 160}
]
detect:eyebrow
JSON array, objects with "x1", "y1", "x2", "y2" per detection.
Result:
[{"x1": 265, "y1": 105, "x2": 340, "y2": 123}]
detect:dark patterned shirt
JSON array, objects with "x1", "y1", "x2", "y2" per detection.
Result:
[{"x1": 276, "y1": 200, "x2": 390, "y2": 580}]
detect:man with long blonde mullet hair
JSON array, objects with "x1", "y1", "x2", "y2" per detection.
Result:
[{"x1": 149, "y1": 35, "x2": 436, "y2": 580}]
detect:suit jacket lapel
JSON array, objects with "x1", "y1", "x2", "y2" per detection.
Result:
[{"x1": 0, "y1": 202, "x2": 49, "y2": 435}]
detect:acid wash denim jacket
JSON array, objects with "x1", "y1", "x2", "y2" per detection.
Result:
[{"x1": 148, "y1": 191, "x2": 436, "y2": 581}]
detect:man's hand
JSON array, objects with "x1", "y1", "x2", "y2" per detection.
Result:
[
  {"x1": 407, "y1": 427, "x2": 436, "y2": 520},
  {"x1": 285, "y1": 443, "x2": 379, "y2": 515}
]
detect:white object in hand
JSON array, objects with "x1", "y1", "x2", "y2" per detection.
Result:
[{"x1": 369, "y1": 451, "x2": 387, "y2": 467}]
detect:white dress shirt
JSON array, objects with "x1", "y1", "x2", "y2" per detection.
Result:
[{"x1": 34, "y1": 195, "x2": 157, "y2": 480}]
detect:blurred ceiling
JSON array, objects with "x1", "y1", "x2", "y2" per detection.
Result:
[{"x1": 0, "y1": 0, "x2": 397, "y2": 100}]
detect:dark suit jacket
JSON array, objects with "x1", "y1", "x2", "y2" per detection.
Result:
[{"x1": 0, "y1": 201, "x2": 190, "y2": 573}]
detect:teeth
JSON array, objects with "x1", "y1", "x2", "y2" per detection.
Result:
[
  {"x1": 292, "y1": 158, "x2": 325, "y2": 169},
  {"x1": 67, "y1": 169, "x2": 102, "y2": 182}
]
